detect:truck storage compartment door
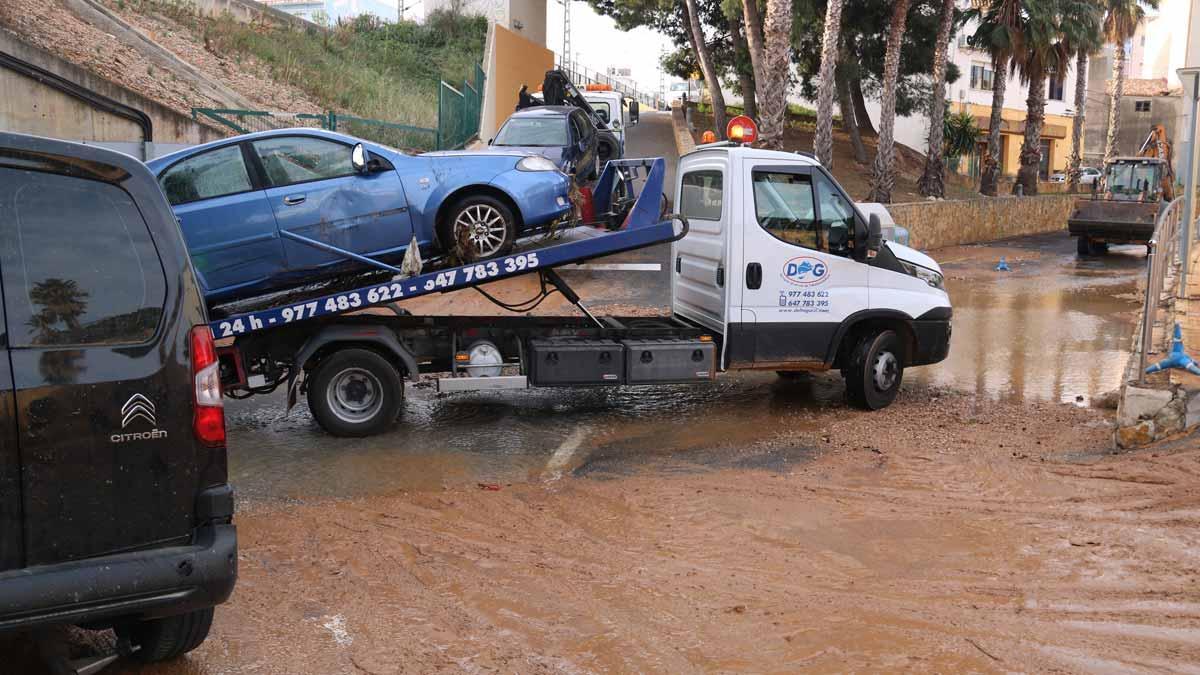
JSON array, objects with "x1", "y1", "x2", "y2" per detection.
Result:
[
  {"x1": 0, "y1": 169, "x2": 198, "y2": 566},
  {"x1": 529, "y1": 339, "x2": 624, "y2": 386},
  {"x1": 621, "y1": 339, "x2": 715, "y2": 384},
  {"x1": 738, "y1": 166, "x2": 869, "y2": 366},
  {"x1": 671, "y1": 165, "x2": 728, "y2": 334}
]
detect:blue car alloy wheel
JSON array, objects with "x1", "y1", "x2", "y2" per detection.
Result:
[{"x1": 444, "y1": 194, "x2": 517, "y2": 261}]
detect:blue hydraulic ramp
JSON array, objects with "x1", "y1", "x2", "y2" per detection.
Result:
[{"x1": 210, "y1": 158, "x2": 681, "y2": 339}]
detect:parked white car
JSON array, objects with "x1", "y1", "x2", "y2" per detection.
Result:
[{"x1": 1049, "y1": 167, "x2": 1102, "y2": 184}]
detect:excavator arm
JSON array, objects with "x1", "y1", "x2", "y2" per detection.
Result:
[{"x1": 1138, "y1": 124, "x2": 1175, "y2": 201}]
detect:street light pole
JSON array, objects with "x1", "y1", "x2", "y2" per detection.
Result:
[{"x1": 1177, "y1": 67, "x2": 1200, "y2": 293}]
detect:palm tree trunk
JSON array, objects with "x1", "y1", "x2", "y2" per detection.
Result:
[
  {"x1": 836, "y1": 48, "x2": 869, "y2": 164},
  {"x1": 1015, "y1": 66, "x2": 1047, "y2": 195},
  {"x1": 850, "y1": 75, "x2": 877, "y2": 137},
  {"x1": 758, "y1": 0, "x2": 794, "y2": 150},
  {"x1": 813, "y1": 0, "x2": 844, "y2": 168},
  {"x1": 917, "y1": 0, "x2": 956, "y2": 198},
  {"x1": 729, "y1": 15, "x2": 758, "y2": 120},
  {"x1": 1103, "y1": 43, "x2": 1125, "y2": 164},
  {"x1": 684, "y1": 0, "x2": 727, "y2": 138},
  {"x1": 741, "y1": 0, "x2": 766, "y2": 114},
  {"x1": 867, "y1": 0, "x2": 912, "y2": 203},
  {"x1": 1067, "y1": 50, "x2": 1088, "y2": 192},
  {"x1": 980, "y1": 55, "x2": 1007, "y2": 196}
]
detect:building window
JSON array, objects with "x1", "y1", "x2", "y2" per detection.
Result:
[
  {"x1": 971, "y1": 64, "x2": 994, "y2": 91},
  {"x1": 957, "y1": 33, "x2": 969, "y2": 49},
  {"x1": 1135, "y1": 100, "x2": 1152, "y2": 113},
  {"x1": 1048, "y1": 76, "x2": 1064, "y2": 101}
]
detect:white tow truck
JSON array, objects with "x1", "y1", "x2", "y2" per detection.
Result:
[{"x1": 214, "y1": 120, "x2": 951, "y2": 436}]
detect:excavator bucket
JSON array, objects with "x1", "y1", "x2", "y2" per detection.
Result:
[{"x1": 1067, "y1": 197, "x2": 1161, "y2": 244}]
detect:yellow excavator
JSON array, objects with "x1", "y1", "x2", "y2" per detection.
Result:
[{"x1": 1068, "y1": 124, "x2": 1176, "y2": 256}]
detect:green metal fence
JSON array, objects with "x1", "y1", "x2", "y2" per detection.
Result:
[
  {"x1": 192, "y1": 63, "x2": 485, "y2": 152},
  {"x1": 436, "y1": 63, "x2": 486, "y2": 150}
]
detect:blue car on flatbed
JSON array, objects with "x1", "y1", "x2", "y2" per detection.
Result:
[{"x1": 147, "y1": 128, "x2": 572, "y2": 305}]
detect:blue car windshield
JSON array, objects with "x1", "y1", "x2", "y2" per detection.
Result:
[{"x1": 495, "y1": 118, "x2": 569, "y2": 147}]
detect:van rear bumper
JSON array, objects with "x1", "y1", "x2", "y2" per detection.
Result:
[{"x1": 0, "y1": 522, "x2": 236, "y2": 632}]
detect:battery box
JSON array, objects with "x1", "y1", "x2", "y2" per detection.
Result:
[
  {"x1": 528, "y1": 338, "x2": 625, "y2": 386},
  {"x1": 621, "y1": 338, "x2": 716, "y2": 384}
]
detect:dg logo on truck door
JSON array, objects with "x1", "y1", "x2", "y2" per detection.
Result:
[{"x1": 782, "y1": 256, "x2": 829, "y2": 286}]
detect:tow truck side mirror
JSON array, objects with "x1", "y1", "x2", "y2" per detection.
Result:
[
  {"x1": 630, "y1": 101, "x2": 640, "y2": 125},
  {"x1": 867, "y1": 213, "x2": 883, "y2": 259}
]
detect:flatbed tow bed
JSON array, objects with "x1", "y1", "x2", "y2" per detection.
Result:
[{"x1": 215, "y1": 158, "x2": 719, "y2": 436}]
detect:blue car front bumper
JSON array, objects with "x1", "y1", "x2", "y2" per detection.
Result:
[{"x1": 492, "y1": 169, "x2": 573, "y2": 227}]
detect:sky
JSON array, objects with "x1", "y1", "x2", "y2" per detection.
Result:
[{"x1": 545, "y1": 1, "x2": 677, "y2": 97}]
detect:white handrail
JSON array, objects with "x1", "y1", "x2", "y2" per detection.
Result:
[{"x1": 1139, "y1": 197, "x2": 1186, "y2": 382}]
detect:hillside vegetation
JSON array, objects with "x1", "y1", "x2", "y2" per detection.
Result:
[{"x1": 112, "y1": 0, "x2": 487, "y2": 127}]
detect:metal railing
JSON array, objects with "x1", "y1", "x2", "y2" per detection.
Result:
[{"x1": 1138, "y1": 197, "x2": 1187, "y2": 382}]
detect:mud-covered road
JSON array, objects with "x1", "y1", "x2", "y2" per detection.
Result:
[{"x1": 8, "y1": 117, "x2": 1199, "y2": 673}]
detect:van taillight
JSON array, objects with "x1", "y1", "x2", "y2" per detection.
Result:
[{"x1": 190, "y1": 326, "x2": 225, "y2": 447}]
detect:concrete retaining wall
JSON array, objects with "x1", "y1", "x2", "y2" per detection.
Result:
[
  {"x1": 886, "y1": 194, "x2": 1075, "y2": 251},
  {"x1": 0, "y1": 29, "x2": 224, "y2": 157},
  {"x1": 189, "y1": 0, "x2": 322, "y2": 30}
]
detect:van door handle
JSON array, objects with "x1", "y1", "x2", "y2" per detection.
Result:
[
  {"x1": 746, "y1": 262, "x2": 762, "y2": 289},
  {"x1": 716, "y1": 264, "x2": 725, "y2": 288},
  {"x1": 283, "y1": 194, "x2": 306, "y2": 206}
]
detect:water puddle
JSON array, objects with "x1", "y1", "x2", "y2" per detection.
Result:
[{"x1": 909, "y1": 233, "x2": 1144, "y2": 405}]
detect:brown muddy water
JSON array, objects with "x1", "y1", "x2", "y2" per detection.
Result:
[{"x1": 226, "y1": 232, "x2": 1144, "y2": 500}]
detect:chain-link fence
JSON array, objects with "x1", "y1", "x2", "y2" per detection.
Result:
[{"x1": 192, "y1": 62, "x2": 484, "y2": 152}]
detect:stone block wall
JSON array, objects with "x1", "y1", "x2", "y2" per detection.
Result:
[{"x1": 886, "y1": 194, "x2": 1076, "y2": 250}]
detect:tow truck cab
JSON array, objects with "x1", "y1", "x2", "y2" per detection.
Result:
[{"x1": 672, "y1": 144, "x2": 951, "y2": 406}]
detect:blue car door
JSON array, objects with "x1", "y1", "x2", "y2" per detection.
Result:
[
  {"x1": 158, "y1": 143, "x2": 285, "y2": 300},
  {"x1": 249, "y1": 135, "x2": 414, "y2": 272}
]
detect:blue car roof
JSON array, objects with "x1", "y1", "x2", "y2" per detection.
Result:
[{"x1": 146, "y1": 127, "x2": 380, "y2": 172}]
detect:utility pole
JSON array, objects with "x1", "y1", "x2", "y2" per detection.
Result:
[
  {"x1": 659, "y1": 44, "x2": 666, "y2": 110},
  {"x1": 558, "y1": 0, "x2": 572, "y2": 74}
]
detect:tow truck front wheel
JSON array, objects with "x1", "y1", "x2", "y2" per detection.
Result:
[
  {"x1": 843, "y1": 330, "x2": 904, "y2": 410},
  {"x1": 307, "y1": 348, "x2": 403, "y2": 437}
]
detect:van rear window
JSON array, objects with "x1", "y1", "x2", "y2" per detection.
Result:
[
  {"x1": 680, "y1": 170, "x2": 723, "y2": 221},
  {"x1": 0, "y1": 168, "x2": 166, "y2": 347}
]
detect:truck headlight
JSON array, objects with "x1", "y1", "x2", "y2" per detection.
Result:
[
  {"x1": 899, "y1": 260, "x2": 945, "y2": 290},
  {"x1": 517, "y1": 156, "x2": 560, "y2": 172}
]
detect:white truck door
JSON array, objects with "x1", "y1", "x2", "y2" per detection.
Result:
[
  {"x1": 671, "y1": 154, "x2": 729, "y2": 335},
  {"x1": 735, "y1": 163, "x2": 870, "y2": 367}
]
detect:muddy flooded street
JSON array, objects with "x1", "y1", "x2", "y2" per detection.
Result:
[{"x1": 8, "y1": 121, "x2": 1198, "y2": 672}]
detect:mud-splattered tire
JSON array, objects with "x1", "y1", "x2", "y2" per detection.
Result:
[
  {"x1": 307, "y1": 348, "x2": 403, "y2": 437},
  {"x1": 844, "y1": 329, "x2": 904, "y2": 410},
  {"x1": 117, "y1": 608, "x2": 213, "y2": 663},
  {"x1": 1076, "y1": 235, "x2": 1091, "y2": 256},
  {"x1": 442, "y1": 195, "x2": 517, "y2": 261}
]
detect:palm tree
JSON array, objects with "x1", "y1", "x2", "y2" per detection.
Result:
[
  {"x1": 867, "y1": 0, "x2": 913, "y2": 203},
  {"x1": 967, "y1": 0, "x2": 1024, "y2": 197},
  {"x1": 1102, "y1": 0, "x2": 1157, "y2": 164},
  {"x1": 1012, "y1": 0, "x2": 1099, "y2": 196},
  {"x1": 917, "y1": 0, "x2": 959, "y2": 198},
  {"x1": 685, "y1": 0, "x2": 728, "y2": 138},
  {"x1": 758, "y1": 0, "x2": 794, "y2": 150},
  {"x1": 813, "y1": 0, "x2": 845, "y2": 168},
  {"x1": 1064, "y1": 3, "x2": 1105, "y2": 192}
]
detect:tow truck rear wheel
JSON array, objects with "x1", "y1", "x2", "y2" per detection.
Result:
[
  {"x1": 843, "y1": 329, "x2": 904, "y2": 410},
  {"x1": 307, "y1": 348, "x2": 403, "y2": 437},
  {"x1": 1077, "y1": 236, "x2": 1109, "y2": 256}
]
